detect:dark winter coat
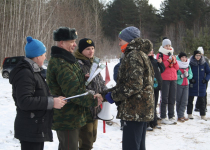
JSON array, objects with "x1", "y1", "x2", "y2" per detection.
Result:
[
  {"x1": 148, "y1": 56, "x2": 165, "y2": 91},
  {"x1": 46, "y1": 46, "x2": 98, "y2": 130},
  {"x1": 189, "y1": 56, "x2": 210, "y2": 97},
  {"x1": 113, "y1": 59, "x2": 122, "y2": 82},
  {"x1": 102, "y1": 38, "x2": 155, "y2": 122},
  {"x1": 9, "y1": 57, "x2": 54, "y2": 142},
  {"x1": 74, "y1": 49, "x2": 108, "y2": 120}
]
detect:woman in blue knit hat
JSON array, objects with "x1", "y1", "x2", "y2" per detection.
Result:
[{"x1": 9, "y1": 36, "x2": 66, "y2": 150}]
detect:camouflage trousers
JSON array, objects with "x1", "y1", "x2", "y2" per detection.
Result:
[{"x1": 79, "y1": 120, "x2": 98, "y2": 150}]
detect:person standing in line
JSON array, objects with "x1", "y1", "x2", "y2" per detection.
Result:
[
  {"x1": 147, "y1": 49, "x2": 165, "y2": 131},
  {"x1": 156, "y1": 37, "x2": 179, "y2": 125},
  {"x1": 9, "y1": 36, "x2": 67, "y2": 150},
  {"x1": 176, "y1": 52, "x2": 193, "y2": 122},
  {"x1": 46, "y1": 27, "x2": 103, "y2": 150},
  {"x1": 74, "y1": 38, "x2": 108, "y2": 150},
  {"x1": 194, "y1": 47, "x2": 210, "y2": 112},
  {"x1": 101, "y1": 26, "x2": 155, "y2": 150},
  {"x1": 187, "y1": 50, "x2": 210, "y2": 121}
]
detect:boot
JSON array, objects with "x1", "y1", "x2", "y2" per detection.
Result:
[
  {"x1": 201, "y1": 116, "x2": 207, "y2": 121},
  {"x1": 188, "y1": 114, "x2": 194, "y2": 119}
]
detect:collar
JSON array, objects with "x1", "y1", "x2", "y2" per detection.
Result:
[
  {"x1": 24, "y1": 57, "x2": 42, "y2": 72},
  {"x1": 74, "y1": 49, "x2": 93, "y2": 63},
  {"x1": 51, "y1": 46, "x2": 76, "y2": 63}
]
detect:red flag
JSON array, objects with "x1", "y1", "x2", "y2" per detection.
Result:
[
  {"x1": 105, "y1": 62, "x2": 110, "y2": 85},
  {"x1": 102, "y1": 62, "x2": 110, "y2": 133}
]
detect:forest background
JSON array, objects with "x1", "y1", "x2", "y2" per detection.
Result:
[{"x1": 1, "y1": 0, "x2": 210, "y2": 65}]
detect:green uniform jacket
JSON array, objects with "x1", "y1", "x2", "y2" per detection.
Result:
[
  {"x1": 102, "y1": 38, "x2": 155, "y2": 122},
  {"x1": 47, "y1": 46, "x2": 98, "y2": 130}
]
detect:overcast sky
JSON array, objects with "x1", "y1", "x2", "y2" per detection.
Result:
[
  {"x1": 148, "y1": 0, "x2": 163, "y2": 10},
  {"x1": 103, "y1": 0, "x2": 163, "y2": 10}
]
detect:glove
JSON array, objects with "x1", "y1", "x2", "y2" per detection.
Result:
[
  {"x1": 202, "y1": 79, "x2": 208, "y2": 84},
  {"x1": 180, "y1": 74, "x2": 184, "y2": 78},
  {"x1": 183, "y1": 70, "x2": 189, "y2": 77},
  {"x1": 115, "y1": 101, "x2": 121, "y2": 106},
  {"x1": 105, "y1": 92, "x2": 114, "y2": 104},
  {"x1": 190, "y1": 79, "x2": 196, "y2": 84}
]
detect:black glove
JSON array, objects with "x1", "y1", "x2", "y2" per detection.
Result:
[
  {"x1": 190, "y1": 79, "x2": 196, "y2": 84},
  {"x1": 115, "y1": 101, "x2": 121, "y2": 106},
  {"x1": 202, "y1": 79, "x2": 208, "y2": 84}
]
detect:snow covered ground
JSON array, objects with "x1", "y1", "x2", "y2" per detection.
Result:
[{"x1": 0, "y1": 59, "x2": 210, "y2": 150}]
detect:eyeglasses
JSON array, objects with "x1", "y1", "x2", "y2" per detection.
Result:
[{"x1": 195, "y1": 55, "x2": 201, "y2": 57}]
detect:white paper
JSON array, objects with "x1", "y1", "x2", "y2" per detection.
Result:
[
  {"x1": 63, "y1": 92, "x2": 89, "y2": 101},
  {"x1": 89, "y1": 57, "x2": 100, "y2": 80},
  {"x1": 85, "y1": 64, "x2": 106, "y2": 86}
]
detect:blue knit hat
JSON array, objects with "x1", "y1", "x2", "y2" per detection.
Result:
[
  {"x1": 25, "y1": 36, "x2": 46, "y2": 58},
  {"x1": 119, "y1": 26, "x2": 140, "y2": 43}
]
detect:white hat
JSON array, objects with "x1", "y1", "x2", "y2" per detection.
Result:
[{"x1": 197, "y1": 46, "x2": 204, "y2": 54}]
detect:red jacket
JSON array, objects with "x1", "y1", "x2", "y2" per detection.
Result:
[{"x1": 156, "y1": 53, "x2": 179, "y2": 80}]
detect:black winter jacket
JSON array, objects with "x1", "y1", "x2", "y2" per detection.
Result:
[
  {"x1": 149, "y1": 56, "x2": 165, "y2": 91},
  {"x1": 9, "y1": 57, "x2": 54, "y2": 142}
]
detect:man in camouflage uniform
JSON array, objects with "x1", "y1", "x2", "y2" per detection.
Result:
[
  {"x1": 46, "y1": 27, "x2": 103, "y2": 150},
  {"x1": 74, "y1": 38, "x2": 108, "y2": 150},
  {"x1": 102, "y1": 26, "x2": 155, "y2": 150}
]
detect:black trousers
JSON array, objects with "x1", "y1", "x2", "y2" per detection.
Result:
[
  {"x1": 195, "y1": 82, "x2": 208, "y2": 109},
  {"x1": 123, "y1": 121, "x2": 147, "y2": 150},
  {"x1": 148, "y1": 89, "x2": 159, "y2": 127},
  {"x1": 20, "y1": 141, "x2": 44, "y2": 150},
  {"x1": 187, "y1": 96, "x2": 206, "y2": 116}
]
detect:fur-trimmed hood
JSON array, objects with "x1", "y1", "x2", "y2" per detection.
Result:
[
  {"x1": 190, "y1": 55, "x2": 206, "y2": 66},
  {"x1": 124, "y1": 38, "x2": 153, "y2": 56}
]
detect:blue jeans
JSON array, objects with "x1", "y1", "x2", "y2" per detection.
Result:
[{"x1": 123, "y1": 121, "x2": 147, "y2": 150}]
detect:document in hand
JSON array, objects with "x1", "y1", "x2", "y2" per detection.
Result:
[
  {"x1": 85, "y1": 57, "x2": 106, "y2": 86},
  {"x1": 63, "y1": 92, "x2": 89, "y2": 102}
]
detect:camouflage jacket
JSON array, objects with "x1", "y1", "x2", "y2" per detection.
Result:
[
  {"x1": 102, "y1": 38, "x2": 155, "y2": 122},
  {"x1": 46, "y1": 46, "x2": 98, "y2": 130},
  {"x1": 74, "y1": 49, "x2": 108, "y2": 119}
]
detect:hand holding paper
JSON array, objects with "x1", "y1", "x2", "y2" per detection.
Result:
[{"x1": 94, "y1": 93, "x2": 103, "y2": 106}]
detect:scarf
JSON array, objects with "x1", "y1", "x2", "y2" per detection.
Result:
[
  {"x1": 74, "y1": 49, "x2": 94, "y2": 63},
  {"x1": 177, "y1": 59, "x2": 189, "y2": 69},
  {"x1": 121, "y1": 43, "x2": 128, "y2": 53},
  {"x1": 158, "y1": 46, "x2": 174, "y2": 55}
]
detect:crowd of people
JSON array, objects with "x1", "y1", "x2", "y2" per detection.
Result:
[{"x1": 8, "y1": 26, "x2": 210, "y2": 150}]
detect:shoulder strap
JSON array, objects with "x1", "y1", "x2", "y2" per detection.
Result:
[{"x1": 158, "y1": 52, "x2": 163, "y2": 60}]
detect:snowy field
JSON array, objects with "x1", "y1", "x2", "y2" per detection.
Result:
[{"x1": 0, "y1": 59, "x2": 210, "y2": 150}]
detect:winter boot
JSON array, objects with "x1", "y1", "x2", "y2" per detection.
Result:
[
  {"x1": 169, "y1": 117, "x2": 177, "y2": 124},
  {"x1": 161, "y1": 118, "x2": 175, "y2": 125},
  {"x1": 146, "y1": 126, "x2": 153, "y2": 131},
  {"x1": 177, "y1": 118, "x2": 185, "y2": 122},
  {"x1": 201, "y1": 116, "x2": 207, "y2": 121},
  {"x1": 188, "y1": 114, "x2": 194, "y2": 119}
]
